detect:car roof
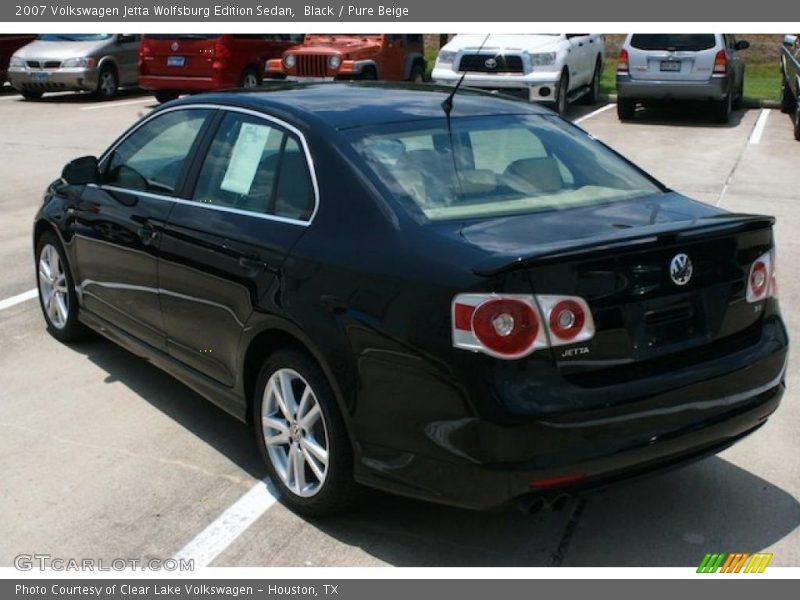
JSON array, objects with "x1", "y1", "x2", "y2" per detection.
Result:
[{"x1": 167, "y1": 82, "x2": 554, "y2": 130}]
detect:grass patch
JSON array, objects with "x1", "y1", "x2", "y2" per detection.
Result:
[{"x1": 600, "y1": 59, "x2": 782, "y2": 102}]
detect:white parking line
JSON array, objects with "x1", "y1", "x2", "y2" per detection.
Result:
[
  {"x1": 0, "y1": 91, "x2": 83, "y2": 101},
  {"x1": 573, "y1": 103, "x2": 615, "y2": 124},
  {"x1": 0, "y1": 288, "x2": 38, "y2": 311},
  {"x1": 748, "y1": 109, "x2": 771, "y2": 145},
  {"x1": 172, "y1": 479, "x2": 278, "y2": 567},
  {"x1": 80, "y1": 98, "x2": 153, "y2": 111}
]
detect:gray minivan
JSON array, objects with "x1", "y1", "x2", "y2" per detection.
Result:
[
  {"x1": 7, "y1": 33, "x2": 140, "y2": 100},
  {"x1": 616, "y1": 33, "x2": 749, "y2": 123}
]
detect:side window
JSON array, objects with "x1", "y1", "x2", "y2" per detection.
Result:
[
  {"x1": 273, "y1": 136, "x2": 315, "y2": 221},
  {"x1": 103, "y1": 109, "x2": 209, "y2": 196},
  {"x1": 193, "y1": 112, "x2": 315, "y2": 221}
]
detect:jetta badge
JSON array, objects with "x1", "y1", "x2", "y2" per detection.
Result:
[
  {"x1": 484, "y1": 57, "x2": 497, "y2": 69},
  {"x1": 669, "y1": 253, "x2": 693, "y2": 286},
  {"x1": 171, "y1": 42, "x2": 179, "y2": 51}
]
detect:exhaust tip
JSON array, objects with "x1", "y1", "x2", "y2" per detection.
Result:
[{"x1": 550, "y1": 494, "x2": 570, "y2": 511}]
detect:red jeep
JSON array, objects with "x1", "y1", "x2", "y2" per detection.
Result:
[
  {"x1": 139, "y1": 34, "x2": 304, "y2": 103},
  {"x1": 266, "y1": 34, "x2": 426, "y2": 82}
]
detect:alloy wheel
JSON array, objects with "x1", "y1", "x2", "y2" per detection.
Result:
[
  {"x1": 38, "y1": 244, "x2": 69, "y2": 330},
  {"x1": 242, "y1": 73, "x2": 259, "y2": 88},
  {"x1": 261, "y1": 368, "x2": 329, "y2": 497},
  {"x1": 99, "y1": 71, "x2": 117, "y2": 97}
]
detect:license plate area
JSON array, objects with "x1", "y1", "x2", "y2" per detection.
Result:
[
  {"x1": 660, "y1": 60, "x2": 681, "y2": 72},
  {"x1": 31, "y1": 71, "x2": 49, "y2": 82},
  {"x1": 167, "y1": 56, "x2": 185, "y2": 67}
]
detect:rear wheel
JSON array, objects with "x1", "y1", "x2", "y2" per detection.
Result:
[
  {"x1": 360, "y1": 67, "x2": 377, "y2": 81},
  {"x1": 556, "y1": 70, "x2": 569, "y2": 115},
  {"x1": 794, "y1": 106, "x2": 800, "y2": 141},
  {"x1": 94, "y1": 65, "x2": 118, "y2": 99},
  {"x1": 781, "y1": 78, "x2": 795, "y2": 114},
  {"x1": 714, "y1": 93, "x2": 732, "y2": 124},
  {"x1": 582, "y1": 58, "x2": 602, "y2": 105},
  {"x1": 409, "y1": 63, "x2": 425, "y2": 83},
  {"x1": 617, "y1": 98, "x2": 636, "y2": 120},
  {"x1": 253, "y1": 350, "x2": 361, "y2": 516},
  {"x1": 19, "y1": 89, "x2": 42, "y2": 100},
  {"x1": 35, "y1": 231, "x2": 88, "y2": 343},
  {"x1": 154, "y1": 91, "x2": 179, "y2": 104},
  {"x1": 239, "y1": 67, "x2": 262, "y2": 89}
]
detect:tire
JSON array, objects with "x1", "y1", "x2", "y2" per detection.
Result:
[
  {"x1": 781, "y1": 78, "x2": 795, "y2": 114},
  {"x1": 239, "y1": 67, "x2": 262, "y2": 89},
  {"x1": 408, "y1": 63, "x2": 425, "y2": 83},
  {"x1": 794, "y1": 106, "x2": 800, "y2": 142},
  {"x1": 19, "y1": 89, "x2": 42, "y2": 100},
  {"x1": 155, "y1": 91, "x2": 179, "y2": 104},
  {"x1": 556, "y1": 70, "x2": 569, "y2": 115},
  {"x1": 733, "y1": 80, "x2": 744, "y2": 110},
  {"x1": 617, "y1": 98, "x2": 636, "y2": 120},
  {"x1": 582, "y1": 58, "x2": 602, "y2": 105},
  {"x1": 360, "y1": 67, "x2": 377, "y2": 81},
  {"x1": 94, "y1": 65, "x2": 118, "y2": 99},
  {"x1": 253, "y1": 349, "x2": 361, "y2": 516},
  {"x1": 714, "y1": 93, "x2": 732, "y2": 124},
  {"x1": 35, "y1": 230, "x2": 89, "y2": 343}
]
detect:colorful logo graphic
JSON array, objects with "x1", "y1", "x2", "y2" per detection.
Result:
[{"x1": 697, "y1": 552, "x2": 773, "y2": 573}]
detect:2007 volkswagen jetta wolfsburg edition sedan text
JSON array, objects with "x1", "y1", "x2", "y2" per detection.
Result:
[{"x1": 33, "y1": 83, "x2": 788, "y2": 515}]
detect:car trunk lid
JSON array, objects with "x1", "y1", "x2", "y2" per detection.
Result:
[{"x1": 141, "y1": 34, "x2": 220, "y2": 77}]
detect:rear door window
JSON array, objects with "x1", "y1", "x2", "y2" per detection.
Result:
[
  {"x1": 192, "y1": 112, "x2": 315, "y2": 221},
  {"x1": 630, "y1": 34, "x2": 717, "y2": 52}
]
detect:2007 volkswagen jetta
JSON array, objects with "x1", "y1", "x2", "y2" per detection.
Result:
[{"x1": 33, "y1": 83, "x2": 788, "y2": 515}]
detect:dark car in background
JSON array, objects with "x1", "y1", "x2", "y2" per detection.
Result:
[
  {"x1": 617, "y1": 33, "x2": 749, "y2": 123},
  {"x1": 138, "y1": 34, "x2": 304, "y2": 103},
  {"x1": 0, "y1": 34, "x2": 36, "y2": 84},
  {"x1": 780, "y1": 34, "x2": 800, "y2": 140},
  {"x1": 34, "y1": 84, "x2": 787, "y2": 516}
]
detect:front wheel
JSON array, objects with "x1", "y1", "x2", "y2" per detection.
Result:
[
  {"x1": 94, "y1": 65, "x2": 118, "y2": 99},
  {"x1": 35, "y1": 231, "x2": 88, "y2": 342},
  {"x1": 409, "y1": 63, "x2": 425, "y2": 83},
  {"x1": 582, "y1": 59, "x2": 602, "y2": 105},
  {"x1": 555, "y1": 70, "x2": 569, "y2": 115},
  {"x1": 253, "y1": 350, "x2": 361, "y2": 516}
]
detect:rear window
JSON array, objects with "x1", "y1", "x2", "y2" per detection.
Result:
[
  {"x1": 630, "y1": 34, "x2": 717, "y2": 52},
  {"x1": 347, "y1": 115, "x2": 662, "y2": 222}
]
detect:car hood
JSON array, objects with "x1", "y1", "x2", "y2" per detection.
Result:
[
  {"x1": 13, "y1": 39, "x2": 110, "y2": 60},
  {"x1": 293, "y1": 37, "x2": 381, "y2": 55},
  {"x1": 443, "y1": 34, "x2": 564, "y2": 53},
  {"x1": 441, "y1": 192, "x2": 724, "y2": 259}
]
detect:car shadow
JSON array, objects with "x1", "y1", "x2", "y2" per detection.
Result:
[
  {"x1": 70, "y1": 335, "x2": 267, "y2": 480},
  {"x1": 15, "y1": 88, "x2": 153, "y2": 105},
  {"x1": 621, "y1": 102, "x2": 748, "y2": 128},
  {"x1": 71, "y1": 335, "x2": 799, "y2": 567}
]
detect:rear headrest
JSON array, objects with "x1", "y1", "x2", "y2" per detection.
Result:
[{"x1": 504, "y1": 156, "x2": 563, "y2": 194}]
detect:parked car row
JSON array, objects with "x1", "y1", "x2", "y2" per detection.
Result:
[{"x1": 2, "y1": 33, "x2": 429, "y2": 102}]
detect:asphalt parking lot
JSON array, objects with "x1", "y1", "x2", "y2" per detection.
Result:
[{"x1": 1, "y1": 87, "x2": 799, "y2": 568}]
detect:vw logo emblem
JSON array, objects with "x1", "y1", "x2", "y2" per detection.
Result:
[
  {"x1": 484, "y1": 57, "x2": 498, "y2": 69},
  {"x1": 669, "y1": 253, "x2": 693, "y2": 286},
  {"x1": 171, "y1": 42, "x2": 179, "y2": 51}
]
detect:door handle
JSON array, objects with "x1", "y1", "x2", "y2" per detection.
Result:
[{"x1": 238, "y1": 256, "x2": 268, "y2": 271}]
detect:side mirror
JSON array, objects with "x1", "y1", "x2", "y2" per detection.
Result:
[
  {"x1": 62, "y1": 156, "x2": 99, "y2": 185},
  {"x1": 735, "y1": 40, "x2": 750, "y2": 51}
]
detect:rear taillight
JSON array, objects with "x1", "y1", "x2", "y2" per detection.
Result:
[
  {"x1": 139, "y1": 38, "x2": 152, "y2": 57},
  {"x1": 452, "y1": 293, "x2": 595, "y2": 359},
  {"x1": 713, "y1": 50, "x2": 727, "y2": 76},
  {"x1": 617, "y1": 48, "x2": 629, "y2": 74},
  {"x1": 212, "y1": 38, "x2": 232, "y2": 69},
  {"x1": 747, "y1": 249, "x2": 776, "y2": 303}
]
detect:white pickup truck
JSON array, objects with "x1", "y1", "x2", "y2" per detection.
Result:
[{"x1": 431, "y1": 34, "x2": 604, "y2": 114}]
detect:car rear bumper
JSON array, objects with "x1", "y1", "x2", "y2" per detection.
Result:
[
  {"x1": 617, "y1": 74, "x2": 729, "y2": 100},
  {"x1": 432, "y1": 68, "x2": 561, "y2": 102},
  {"x1": 7, "y1": 67, "x2": 98, "y2": 93},
  {"x1": 139, "y1": 74, "x2": 229, "y2": 92},
  {"x1": 354, "y1": 316, "x2": 788, "y2": 509}
]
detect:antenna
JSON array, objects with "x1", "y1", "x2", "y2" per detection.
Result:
[{"x1": 441, "y1": 33, "x2": 491, "y2": 117}]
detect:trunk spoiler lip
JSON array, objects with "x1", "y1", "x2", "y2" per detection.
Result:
[{"x1": 473, "y1": 213, "x2": 775, "y2": 277}]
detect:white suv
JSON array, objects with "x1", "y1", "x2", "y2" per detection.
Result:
[{"x1": 431, "y1": 34, "x2": 605, "y2": 114}]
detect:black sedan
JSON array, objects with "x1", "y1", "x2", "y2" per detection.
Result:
[{"x1": 33, "y1": 83, "x2": 788, "y2": 515}]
